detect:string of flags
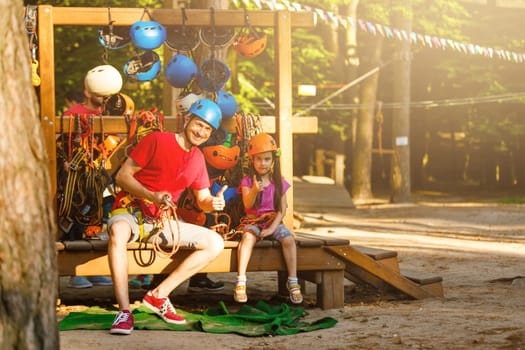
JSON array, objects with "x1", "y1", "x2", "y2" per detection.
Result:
[{"x1": 232, "y1": 0, "x2": 525, "y2": 64}]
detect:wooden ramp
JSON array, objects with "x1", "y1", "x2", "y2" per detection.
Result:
[{"x1": 296, "y1": 232, "x2": 444, "y2": 299}]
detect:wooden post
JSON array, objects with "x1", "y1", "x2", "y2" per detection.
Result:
[
  {"x1": 315, "y1": 149, "x2": 325, "y2": 177},
  {"x1": 335, "y1": 153, "x2": 345, "y2": 185},
  {"x1": 275, "y1": 10, "x2": 294, "y2": 229},
  {"x1": 38, "y1": 5, "x2": 57, "y2": 200}
]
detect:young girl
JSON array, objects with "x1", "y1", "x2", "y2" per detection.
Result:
[{"x1": 234, "y1": 133, "x2": 303, "y2": 304}]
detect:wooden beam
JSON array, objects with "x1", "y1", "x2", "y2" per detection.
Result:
[
  {"x1": 54, "y1": 115, "x2": 318, "y2": 134},
  {"x1": 261, "y1": 116, "x2": 318, "y2": 134},
  {"x1": 49, "y1": 7, "x2": 315, "y2": 27},
  {"x1": 56, "y1": 246, "x2": 345, "y2": 276}
]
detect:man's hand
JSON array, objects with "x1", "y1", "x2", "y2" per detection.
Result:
[
  {"x1": 211, "y1": 185, "x2": 228, "y2": 211},
  {"x1": 153, "y1": 191, "x2": 174, "y2": 210}
]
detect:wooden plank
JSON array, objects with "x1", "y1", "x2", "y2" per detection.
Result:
[
  {"x1": 260, "y1": 116, "x2": 318, "y2": 134},
  {"x1": 353, "y1": 245, "x2": 398, "y2": 260},
  {"x1": 56, "y1": 245, "x2": 346, "y2": 276},
  {"x1": 345, "y1": 267, "x2": 391, "y2": 291},
  {"x1": 326, "y1": 245, "x2": 437, "y2": 300},
  {"x1": 353, "y1": 245, "x2": 400, "y2": 272},
  {"x1": 294, "y1": 236, "x2": 324, "y2": 248},
  {"x1": 50, "y1": 7, "x2": 315, "y2": 27},
  {"x1": 295, "y1": 232, "x2": 350, "y2": 246},
  {"x1": 402, "y1": 270, "x2": 444, "y2": 297}
]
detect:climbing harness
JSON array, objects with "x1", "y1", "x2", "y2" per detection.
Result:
[
  {"x1": 111, "y1": 194, "x2": 182, "y2": 266},
  {"x1": 236, "y1": 212, "x2": 277, "y2": 240},
  {"x1": 126, "y1": 107, "x2": 164, "y2": 155},
  {"x1": 57, "y1": 114, "x2": 114, "y2": 240}
]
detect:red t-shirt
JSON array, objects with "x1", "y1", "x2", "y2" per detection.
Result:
[
  {"x1": 114, "y1": 132, "x2": 210, "y2": 217},
  {"x1": 63, "y1": 103, "x2": 101, "y2": 116}
]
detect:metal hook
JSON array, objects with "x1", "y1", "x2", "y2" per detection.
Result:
[
  {"x1": 244, "y1": 8, "x2": 250, "y2": 27},
  {"x1": 107, "y1": 6, "x2": 114, "y2": 26},
  {"x1": 209, "y1": 7, "x2": 216, "y2": 58},
  {"x1": 140, "y1": 7, "x2": 150, "y2": 21},
  {"x1": 243, "y1": 8, "x2": 260, "y2": 39},
  {"x1": 181, "y1": 7, "x2": 187, "y2": 26}
]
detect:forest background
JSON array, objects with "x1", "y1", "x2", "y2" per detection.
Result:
[{"x1": 39, "y1": 0, "x2": 525, "y2": 200}]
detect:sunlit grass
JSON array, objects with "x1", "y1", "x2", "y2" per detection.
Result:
[{"x1": 498, "y1": 197, "x2": 525, "y2": 204}]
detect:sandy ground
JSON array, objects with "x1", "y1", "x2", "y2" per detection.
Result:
[{"x1": 58, "y1": 190, "x2": 525, "y2": 350}]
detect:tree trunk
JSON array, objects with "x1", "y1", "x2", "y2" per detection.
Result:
[
  {"x1": 390, "y1": 1, "x2": 412, "y2": 203},
  {"x1": 351, "y1": 35, "x2": 382, "y2": 202},
  {"x1": 341, "y1": 0, "x2": 359, "y2": 193},
  {"x1": 0, "y1": 2, "x2": 59, "y2": 349}
]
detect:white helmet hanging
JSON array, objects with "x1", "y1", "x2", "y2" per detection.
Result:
[
  {"x1": 175, "y1": 92, "x2": 204, "y2": 115},
  {"x1": 84, "y1": 65, "x2": 123, "y2": 97}
]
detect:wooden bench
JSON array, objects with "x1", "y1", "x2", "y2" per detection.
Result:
[
  {"x1": 56, "y1": 231, "x2": 444, "y2": 308},
  {"x1": 56, "y1": 232, "x2": 349, "y2": 310}
]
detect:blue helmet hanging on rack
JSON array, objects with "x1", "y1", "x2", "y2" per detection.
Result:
[
  {"x1": 215, "y1": 90, "x2": 237, "y2": 119},
  {"x1": 164, "y1": 54, "x2": 198, "y2": 88},
  {"x1": 198, "y1": 58, "x2": 231, "y2": 92},
  {"x1": 130, "y1": 20, "x2": 166, "y2": 50},
  {"x1": 123, "y1": 51, "x2": 161, "y2": 82}
]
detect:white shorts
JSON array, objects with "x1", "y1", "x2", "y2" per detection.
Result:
[{"x1": 107, "y1": 211, "x2": 220, "y2": 249}]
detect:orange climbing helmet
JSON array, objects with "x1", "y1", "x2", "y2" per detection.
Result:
[
  {"x1": 233, "y1": 31, "x2": 267, "y2": 58},
  {"x1": 246, "y1": 133, "x2": 278, "y2": 156}
]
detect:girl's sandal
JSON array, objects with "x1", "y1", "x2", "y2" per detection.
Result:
[
  {"x1": 234, "y1": 284, "x2": 248, "y2": 303},
  {"x1": 288, "y1": 283, "x2": 303, "y2": 304}
]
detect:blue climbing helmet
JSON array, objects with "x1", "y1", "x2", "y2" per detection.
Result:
[
  {"x1": 188, "y1": 98, "x2": 222, "y2": 130},
  {"x1": 129, "y1": 20, "x2": 166, "y2": 50},
  {"x1": 164, "y1": 54, "x2": 198, "y2": 88},
  {"x1": 123, "y1": 51, "x2": 162, "y2": 82},
  {"x1": 215, "y1": 90, "x2": 237, "y2": 119},
  {"x1": 197, "y1": 58, "x2": 230, "y2": 92}
]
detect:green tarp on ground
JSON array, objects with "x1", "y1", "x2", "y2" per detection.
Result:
[{"x1": 59, "y1": 300, "x2": 338, "y2": 336}]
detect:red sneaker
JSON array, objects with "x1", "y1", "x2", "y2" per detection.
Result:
[
  {"x1": 110, "y1": 309, "x2": 134, "y2": 335},
  {"x1": 142, "y1": 290, "x2": 186, "y2": 324}
]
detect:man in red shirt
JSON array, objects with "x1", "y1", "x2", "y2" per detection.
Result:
[
  {"x1": 63, "y1": 87, "x2": 103, "y2": 116},
  {"x1": 107, "y1": 99, "x2": 227, "y2": 335}
]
